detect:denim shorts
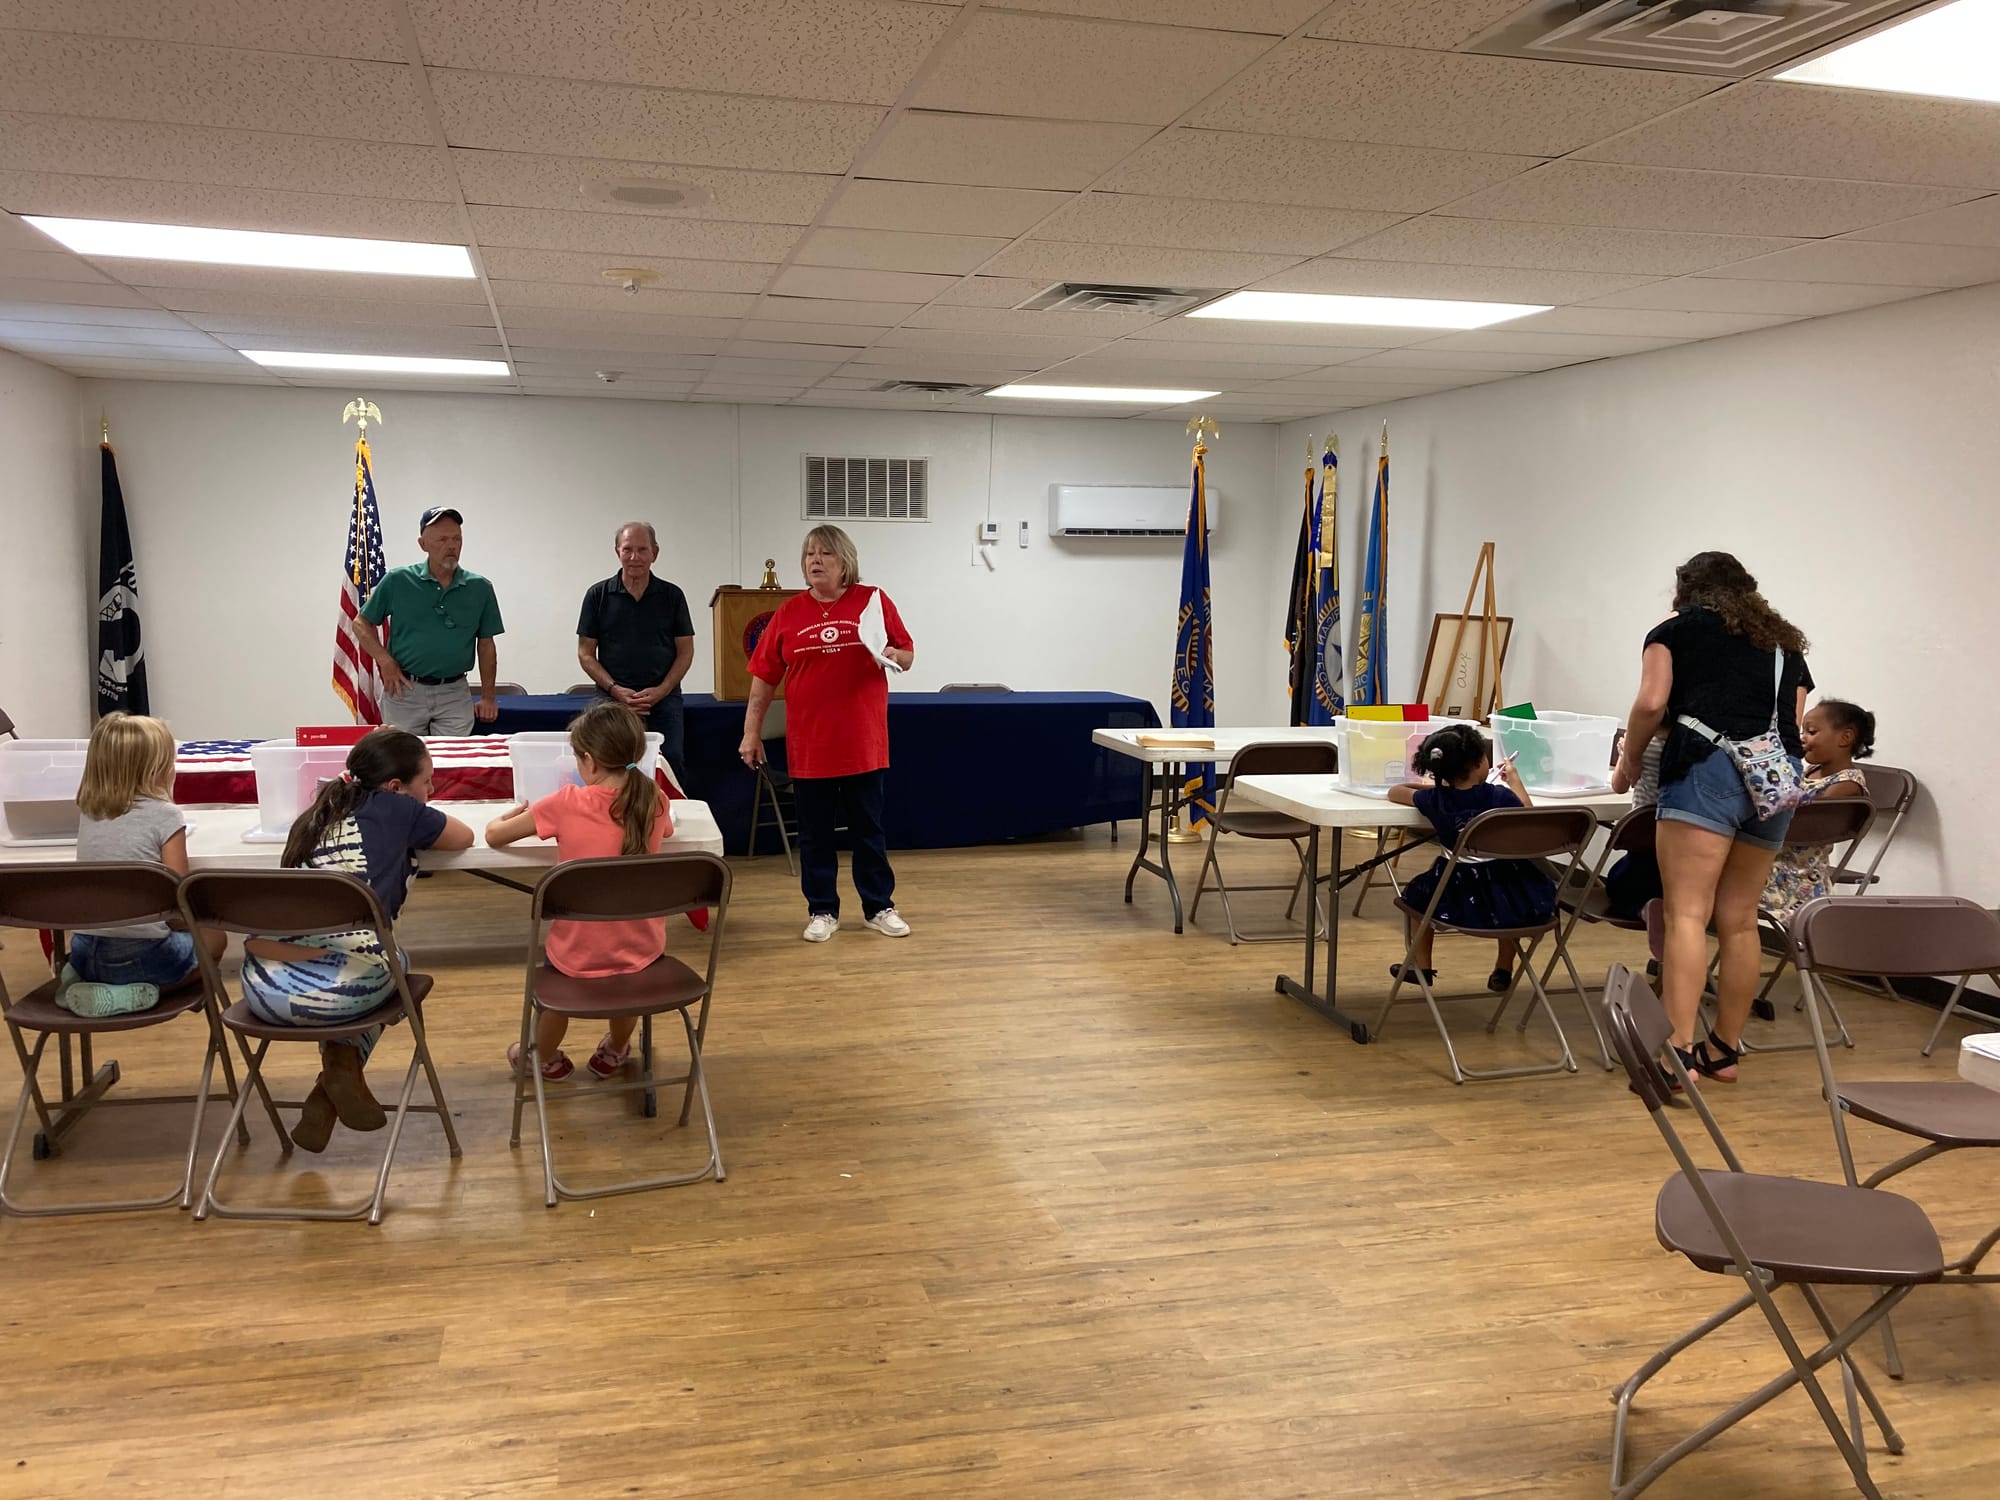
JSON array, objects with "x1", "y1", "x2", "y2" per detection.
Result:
[
  {"x1": 1657, "y1": 747, "x2": 1799, "y2": 851},
  {"x1": 67, "y1": 931, "x2": 198, "y2": 986}
]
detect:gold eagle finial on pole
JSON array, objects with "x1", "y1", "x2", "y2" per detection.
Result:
[
  {"x1": 342, "y1": 397, "x2": 384, "y2": 434},
  {"x1": 1184, "y1": 415, "x2": 1219, "y2": 445}
]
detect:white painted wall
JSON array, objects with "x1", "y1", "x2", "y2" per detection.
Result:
[
  {"x1": 1272, "y1": 280, "x2": 2000, "y2": 900},
  {"x1": 0, "y1": 348, "x2": 89, "y2": 736},
  {"x1": 71, "y1": 381, "x2": 1283, "y2": 739}
]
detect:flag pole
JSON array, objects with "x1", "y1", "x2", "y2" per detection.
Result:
[{"x1": 1168, "y1": 414, "x2": 1219, "y2": 844}]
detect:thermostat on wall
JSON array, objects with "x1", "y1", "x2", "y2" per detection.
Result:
[{"x1": 979, "y1": 521, "x2": 1000, "y2": 543}]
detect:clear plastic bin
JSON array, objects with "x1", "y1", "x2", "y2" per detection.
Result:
[
  {"x1": 508, "y1": 731, "x2": 664, "y2": 808},
  {"x1": 0, "y1": 738, "x2": 90, "y2": 845},
  {"x1": 1488, "y1": 711, "x2": 1621, "y2": 795},
  {"x1": 1334, "y1": 717, "x2": 1469, "y2": 792},
  {"x1": 246, "y1": 739, "x2": 356, "y2": 842}
]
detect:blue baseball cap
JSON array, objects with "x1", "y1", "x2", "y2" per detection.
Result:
[{"x1": 418, "y1": 506, "x2": 463, "y2": 532}]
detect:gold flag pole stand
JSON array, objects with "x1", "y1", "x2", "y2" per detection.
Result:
[{"x1": 1167, "y1": 415, "x2": 1220, "y2": 845}]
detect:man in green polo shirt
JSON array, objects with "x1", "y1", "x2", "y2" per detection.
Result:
[{"x1": 352, "y1": 506, "x2": 506, "y2": 735}]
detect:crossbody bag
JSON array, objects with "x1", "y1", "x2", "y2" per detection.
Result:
[{"x1": 1676, "y1": 648, "x2": 1803, "y2": 821}]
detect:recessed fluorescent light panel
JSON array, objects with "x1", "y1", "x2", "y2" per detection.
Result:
[
  {"x1": 987, "y1": 384, "x2": 1220, "y2": 403},
  {"x1": 1776, "y1": 0, "x2": 2000, "y2": 105},
  {"x1": 23, "y1": 217, "x2": 476, "y2": 278},
  {"x1": 1188, "y1": 291, "x2": 1550, "y2": 330},
  {"x1": 242, "y1": 351, "x2": 511, "y2": 376}
]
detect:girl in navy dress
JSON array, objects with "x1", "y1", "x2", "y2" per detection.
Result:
[{"x1": 1387, "y1": 723, "x2": 1556, "y2": 993}]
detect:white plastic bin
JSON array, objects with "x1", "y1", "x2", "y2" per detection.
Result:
[
  {"x1": 0, "y1": 738, "x2": 90, "y2": 845},
  {"x1": 246, "y1": 739, "x2": 356, "y2": 842},
  {"x1": 1488, "y1": 711, "x2": 1621, "y2": 795},
  {"x1": 1334, "y1": 717, "x2": 1469, "y2": 793},
  {"x1": 508, "y1": 730, "x2": 664, "y2": 808}
]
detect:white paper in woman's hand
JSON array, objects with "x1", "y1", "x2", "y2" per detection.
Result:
[{"x1": 858, "y1": 590, "x2": 903, "y2": 673}]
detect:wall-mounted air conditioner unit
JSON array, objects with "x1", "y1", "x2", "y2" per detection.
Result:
[{"x1": 1048, "y1": 483, "x2": 1215, "y2": 539}]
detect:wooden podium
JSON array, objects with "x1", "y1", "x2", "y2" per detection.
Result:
[{"x1": 709, "y1": 575, "x2": 800, "y2": 702}]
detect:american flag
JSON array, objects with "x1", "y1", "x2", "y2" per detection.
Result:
[{"x1": 332, "y1": 434, "x2": 386, "y2": 723}]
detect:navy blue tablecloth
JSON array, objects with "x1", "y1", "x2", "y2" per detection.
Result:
[{"x1": 487, "y1": 691, "x2": 1160, "y2": 854}]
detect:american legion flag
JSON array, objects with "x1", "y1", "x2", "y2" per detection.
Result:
[
  {"x1": 1171, "y1": 430, "x2": 1217, "y2": 830},
  {"x1": 331, "y1": 433, "x2": 387, "y2": 723}
]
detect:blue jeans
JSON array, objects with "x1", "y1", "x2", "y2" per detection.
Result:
[
  {"x1": 793, "y1": 770, "x2": 895, "y2": 920},
  {"x1": 68, "y1": 932, "x2": 197, "y2": 986},
  {"x1": 1658, "y1": 748, "x2": 1799, "y2": 850}
]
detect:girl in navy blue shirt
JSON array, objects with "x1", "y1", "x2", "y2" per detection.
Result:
[{"x1": 1388, "y1": 723, "x2": 1556, "y2": 993}]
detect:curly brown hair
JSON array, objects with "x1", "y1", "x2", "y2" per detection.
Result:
[{"x1": 1671, "y1": 551, "x2": 1807, "y2": 655}]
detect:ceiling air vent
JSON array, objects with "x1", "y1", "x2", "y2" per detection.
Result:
[
  {"x1": 1017, "y1": 282, "x2": 1222, "y2": 317},
  {"x1": 870, "y1": 380, "x2": 989, "y2": 396},
  {"x1": 1468, "y1": 1, "x2": 1934, "y2": 77},
  {"x1": 803, "y1": 455, "x2": 930, "y2": 523}
]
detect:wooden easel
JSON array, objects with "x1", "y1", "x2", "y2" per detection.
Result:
[{"x1": 1428, "y1": 542, "x2": 1506, "y2": 719}]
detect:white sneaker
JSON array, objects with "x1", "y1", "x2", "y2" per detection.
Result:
[
  {"x1": 865, "y1": 908, "x2": 911, "y2": 938},
  {"x1": 803, "y1": 914, "x2": 840, "y2": 943}
]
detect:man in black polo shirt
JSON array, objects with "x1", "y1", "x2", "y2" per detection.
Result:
[{"x1": 577, "y1": 521, "x2": 696, "y2": 787}]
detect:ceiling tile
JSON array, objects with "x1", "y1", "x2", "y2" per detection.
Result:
[
  {"x1": 1437, "y1": 160, "x2": 1980, "y2": 240},
  {"x1": 3, "y1": 1, "x2": 406, "y2": 60},
  {"x1": 505, "y1": 325, "x2": 731, "y2": 350},
  {"x1": 1002, "y1": 1, "x2": 1323, "y2": 32},
  {"x1": 0, "y1": 320, "x2": 217, "y2": 349},
  {"x1": 1576, "y1": 277, "x2": 1935, "y2": 316},
  {"x1": 429, "y1": 72, "x2": 882, "y2": 174},
  {"x1": 0, "y1": 336, "x2": 249, "y2": 362},
  {"x1": 1033, "y1": 193, "x2": 1402, "y2": 256},
  {"x1": 206, "y1": 326, "x2": 503, "y2": 357},
  {"x1": 770, "y1": 265, "x2": 962, "y2": 302},
  {"x1": 859, "y1": 112, "x2": 1156, "y2": 192},
  {"x1": 708, "y1": 357, "x2": 847, "y2": 378},
  {"x1": 1308, "y1": 0, "x2": 1524, "y2": 49},
  {"x1": 479, "y1": 247, "x2": 771, "y2": 293},
  {"x1": 1056, "y1": 357, "x2": 1320, "y2": 382},
  {"x1": 1497, "y1": 307, "x2": 1797, "y2": 339},
  {"x1": 911, "y1": 12, "x2": 1273, "y2": 124},
  {"x1": 0, "y1": 112, "x2": 455, "y2": 199},
  {"x1": 695, "y1": 383, "x2": 808, "y2": 398},
  {"x1": 0, "y1": 248, "x2": 110, "y2": 283},
  {"x1": 1844, "y1": 195, "x2": 2000, "y2": 249},
  {"x1": 1125, "y1": 317, "x2": 1429, "y2": 348},
  {"x1": 906, "y1": 305, "x2": 1155, "y2": 338},
  {"x1": 1580, "y1": 83, "x2": 2000, "y2": 191},
  {"x1": 450, "y1": 150, "x2": 837, "y2": 225},
  {"x1": 1113, "y1": 335, "x2": 1386, "y2": 362},
  {"x1": 1695, "y1": 240, "x2": 2000, "y2": 289},
  {"x1": 0, "y1": 300, "x2": 189, "y2": 329},
  {"x1": 1344, "y1": 348, "x2": 1579, "y2": 373},
  {"x1": 1104, "y1": 130, "x2": 1538, "y2": 213},
  {"x1": 986, "y1": 241, "x2": 1304, "y2": 287},
  {"x1": 752, "y1": 297, "x2": 921, "y2": 326},
  {"x1": 521, "y1": 375, "x2": 695, "y2": 392},
  {"x1": 1329, "y1": 216, "x2": 1796, "y2": 277},
  {"x1": 1411, "y1": 329, "x2": 1688, "y2": 357},
  {"x1": 466, "y1": 206, "x2": 799, "y2": 261},
  {"x1": 0, "y1": 278, "x2": 155, "y2": 308},
  {"x1": 0, "y1": 32, "x2": 431, "y2": 142},
  {"x1": 1192, "y1": 40, "x2": 1717, "y2": 157},
  {"x1": 0, "y1": 212, "x2": 47, "y2": 252},
  {"x1": 795, "y1": 228, "x2": 1009, "y2": 276},
  {"x1": 935, "y1": 276, "x2": 1045, "y2": 308},
  {"x1": 723, "y1": 332, "x2": 876, "y2": 355},
  {"x1": 35, "y1": 358, "x2": 280, "y2": 381},
  {"x1": 489, "y1": 281, "x2": 754, "y2": 318},
  {"x1": 874, "y1": 327, "x2": 1107, "y2": 358},
  {"x1": 167, "y1": 292, "x2": 499, "y2": 327},
  {"x1": 826, "y1": 180, "x2": 1074, "y2": 237},
  {"x1": 1252, "y1": 257, "x2": 1654, "y2": 304},
  {"x1": 411, "y1": 0, "x2": 953, "y2": 105},
  {"x1": 0, "y1": 172, "x2": 460, "y2": 242},
  {"x1": 109, "y1": 263, "x2": 489, "y2": 303}
]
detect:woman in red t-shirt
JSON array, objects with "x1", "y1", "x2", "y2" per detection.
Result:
[{"x1": 739, "y1": 525, "x2": 914, "y2": 943}]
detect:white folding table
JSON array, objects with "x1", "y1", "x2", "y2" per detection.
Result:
[
  {"x1": 1231, "y1": 774, "x2": 1632, "y2": 1042},
  {"x1": 1092, "y1": 727, "x2": 1340, "y2": 933}
]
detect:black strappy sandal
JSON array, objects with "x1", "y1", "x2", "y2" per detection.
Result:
[
  {"x1": 1698, "y1": 1031, "x2": 1742, "y2": 1082},
  {"x1": 1388, "y1": 963, "x2": 1438, "y2": 987}
]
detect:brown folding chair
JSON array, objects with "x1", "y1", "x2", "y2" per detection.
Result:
[
  {"x1": 490, "y1": 681, "x2": 526, "y2": 696},
  {"x1": 1187, "y1": 740, "x2": 1336, "y2": 944},
  {"x1": 179, "y1": 869, "x2": 460, "y2": 1226},
  {"x1": 565, "y1": 682, "x2": 598, "y2": 695},
  {"x1": 0, "y1": 864, "x2": 247, "y2": 1216},
  {"x1": 1793, "y1": 896, "x2": 2000, "y2": 1378},
  {"x1": 1830, "y1": 766, "x2": 1918, "y2": 890},
  {"x1": 1375, "y1": 805, "x2": 1605, "y2": 1083},
  {"x1": 512, "y1": 852, "x2": 730, "y2": 1206},
  {"x1": 1598, "y1": 965, "x2": 1939, "y2": 1500}
]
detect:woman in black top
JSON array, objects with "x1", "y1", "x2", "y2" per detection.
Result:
[{"x1": 1611, "y1": 552, "x2": 1811, "y2": 1085}]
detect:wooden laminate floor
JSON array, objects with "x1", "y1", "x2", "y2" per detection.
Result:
[{"x1": 1, "y1": 831, "x2": 1995, "y2": 1498}]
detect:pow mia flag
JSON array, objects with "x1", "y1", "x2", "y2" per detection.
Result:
[{"x1": 96, "y1": 439, "x2": 149, "y2": 718}]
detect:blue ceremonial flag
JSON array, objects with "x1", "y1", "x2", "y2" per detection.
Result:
[
  {"x1": 1351, "y1": 425, "x2": 1389, "y2": 707},
  {"x1": 1171, "y1": 430, "x2": 1217, "y2": 828},
  {"x1": 1309, "y1": 438, "x2": 1343, "y2": 725},
  {"x1": 1284, "y1": 451, "x2": 1316, "y2": 725}
]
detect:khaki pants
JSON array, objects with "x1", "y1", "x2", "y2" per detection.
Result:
[{"x1": 382, "y1": 677, "x2": 474, "y2": 735}]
